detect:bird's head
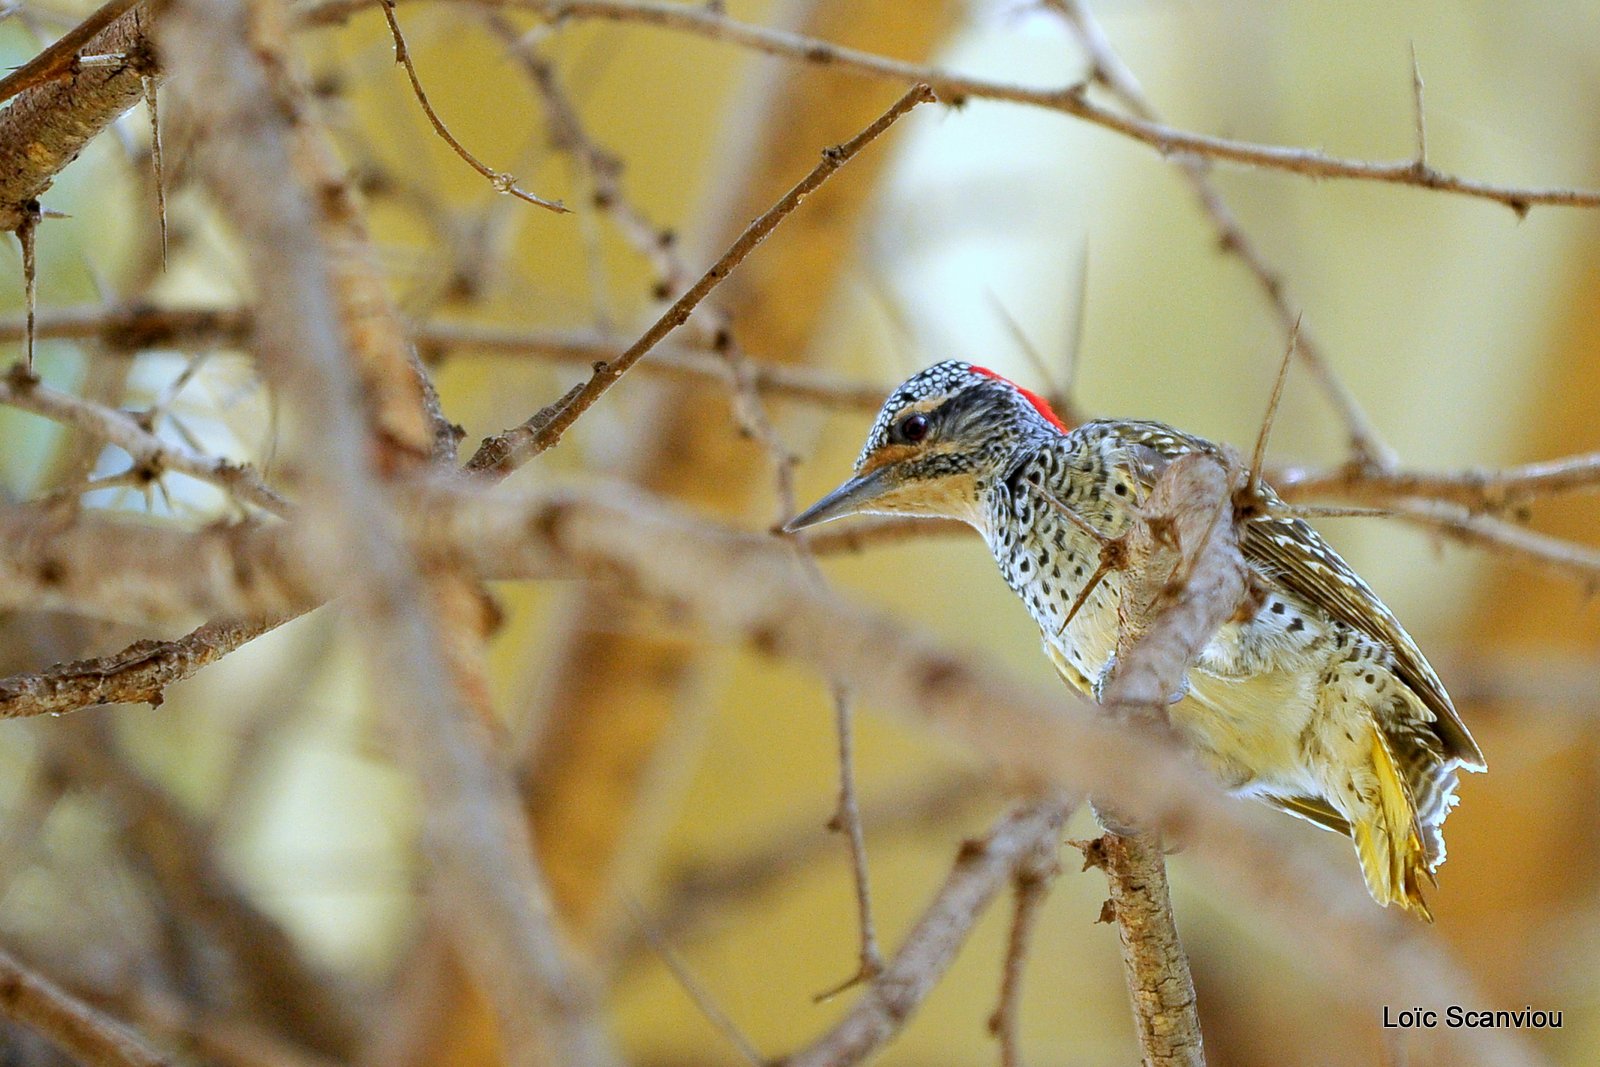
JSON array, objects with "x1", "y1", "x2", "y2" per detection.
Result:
[{"x1": 785, "y1": 360, "x2": 1071, "y2": 532}]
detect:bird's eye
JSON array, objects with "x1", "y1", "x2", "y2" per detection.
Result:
[{"x1": 897, "y1": 412, "x2": 932, "y2": 443}]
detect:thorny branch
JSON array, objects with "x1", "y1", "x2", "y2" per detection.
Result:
[
  {"x1": 0, "y1": 0, "x2": 143, "y2": 104},
  {"x1": 298, "y1": 0, "x2": 1600, "y2": 214},
  {"x1": 1047, "y1": 0, "x2": 1392, "y2": 467},
  {"x1": 0, "y1": 0, "x2": 154, "y2": 230},
  {"x1": 783, "y1": 796, "x2": 1075, "y2": 1067},
  {"x1": 1080, "y1": 453, "x2": 1249, "y2": 1067},
  {"x1": 0, "y1": 477, "x2": 1548, "y2": 1067},
  {"x1": 1075, "y1": 832, "x2": 1204, "y2": 1067},
  {"x1": 1, "y1": 1, "x2": 1597, "y2": 1064},
  {"x1": 0, "y1": 363, "x2": 290, "y2": 516},
  {"x1": 468, "y1": 82, "x2": 937, "y2": 475}
]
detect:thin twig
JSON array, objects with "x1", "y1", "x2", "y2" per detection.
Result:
[
  {"x1": 988, "y1": 824, "x2": 1062, "y2": 1067},
  {"x1": 0, "y1": 945, "x2": 170, "y2": 1067},
  {"x1": 295, "y1": 0, "x2": 1600, "y2": 214},
  {"x1": 1246, "y1": 313, "x2": 1299, "y2": 500},
  {"x1": 1409, "y1": 42, "x2": 1428, "y2": 166},
  {"x1": 469, "y1": 82, "x2": 936, "y2": 476},
  {"x1": 0, "y1": 362, "x2": 290, "y2": 515},
  {"x1": 1049, "y1": 0, "x2": 1392, "y2": 466},
  {"x1": 17, "y1": 199, "x2": 38, "y2": 367},
  {"x1": 376, "y1": 0, "x2": 567, "y2": 213},
  {"x1": 813, "y1": 683, "x2": 885, "y2": 1002},
  {"x1": 783, "y1": 797, "x2": 1074, "y2": 1067},
  {"x1": 626, "y1": 901, "x2": 763, "y2": 1066},
  {"x1": 143, "y1": 72, "x2": 166, "y2": 264}
]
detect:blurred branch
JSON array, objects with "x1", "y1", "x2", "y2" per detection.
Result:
[
  {"x1": 0, "y1": 946, "x2": 169, "y2": 1067},
  {"x1": 298, "y1": 0, "x2": 1600, "y2": 214},
  {"x1": 48, "y1": 721, "x2": 361, "y2": 1059},
  {"x1": 784, "y1": 796, "x2": 1073, "y2": 1067},
  {"x1": 0, "y1": 614, "x2": 295, "y2": 719},
  {"x1": 0, "y1": 506, "x2": 312, "y2": 622},
  {"x1": 1047, "y1": 0, "x2": 1390, "y2": 467},
  {"x1": 467, "y1": 82, "x2": 937, "y2": 475},
  {"x1": 1277, "y1": 454, "x2": 1600, "y2": 513},
  {"x1": 798, "y1": 515, "x2": 974, "y2": 554},
  {"x1": 628, "y1": 905, "x2": 764, "y2": 1066},
  {"x1": 1383, "y1": 499, "x2": 1600, "y2": 586},
  {"x1": 631, "y1": 772, "x2": 989, "y2": 965},
  {"x1": 0, "y1": 0, "x2": 154, "y2": 230},
  {"x1": 0, "y1": 476, "x2": 1547, "y2": 1066},
  {"x1": 0, "y1": 307, "x2": 891, "y2": 411},
  {"x1": 0, "y1": 364, "x2": 290, "y2": 516},
  {"x1": 156, "y1": 4, "x2": 619, "y2": 1066},
  {"x1": 988, "y1": 820, "x2": 1061, "y2": 1067}
]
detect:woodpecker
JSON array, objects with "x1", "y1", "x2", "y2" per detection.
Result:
[{"x1": 787, "y1": 360, "x2": 1484, "y2": 919}]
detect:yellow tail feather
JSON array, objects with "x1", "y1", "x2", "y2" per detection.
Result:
[{"x1": 1356, "y1": 724, "x2": 1434, "y2": 921}]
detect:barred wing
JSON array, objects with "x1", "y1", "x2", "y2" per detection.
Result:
[
  {"x1": 1239, "y1": 514, "x2": 1485, "y2": 769},
  {"x1": 1094, "y1": 417, "x2": 1485, "y2": 771}
]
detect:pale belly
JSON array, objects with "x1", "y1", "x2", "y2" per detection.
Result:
[{"x1": 1045, "y1": 634, "x2": 1324, "y2": 796}]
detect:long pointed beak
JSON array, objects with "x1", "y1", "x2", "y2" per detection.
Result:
[{"x1": 784, "y1": 466, "x2": 898, "y2": 533}]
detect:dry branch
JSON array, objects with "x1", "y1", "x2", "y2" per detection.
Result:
[
  {"x1": 0, "y1": 946, "x2": 169, "y2": 1067},
  {"x1": 1049, "y1": 0, "x2": 1390, "y2": 466},
  {"x1": 0, "y1": 479, "x2": 1547, "y2": 1065},
  {"x1": 0, "y1": 1, "x2": 154, "y2": 230},
  {"x1": 1278, "y1": 454, "x2": 1600, "y2": 513},
  {"x1": 0, "y1": 615, "x2": 294, "y2": 719},
  {"x1": 782, "y1": 796, "x2": 1074, "y2": 1067},
  {"x1": 0, "y1": 364, "x2": 289, "y2": 516},
  {"x1": 468, "y1": 81, "x2": 936, "y2": 475},
  {"x1": 0, "y1": 0, "x2": 143, "y2": 103},
  {"x1": 155, "y1": 2, "x2": 618, "y2": 1065},
  {"x1": 0, "y1": 307, "x2": 891, "y2": 411},
  {"x1": 1076, "y1": 833, "x2": 1203, "y2": 1067},
  {"x1": 299, "y1": 0, "x2": 1600, "y2": 214},
  {"x1": 1084, "y1": 452, "x2": 1248, "y2": 1067}
]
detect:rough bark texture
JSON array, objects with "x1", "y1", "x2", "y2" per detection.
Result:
[
  {"x1": 1086, "y1": 833, "x2": 1206, "y2": 1067},
  {"x1": 0, "y1": 5, "x2": 152, "y2": 230},
  {"x1": 1092, "y1": 452, "x2": 1247, "y2": 1067}
]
